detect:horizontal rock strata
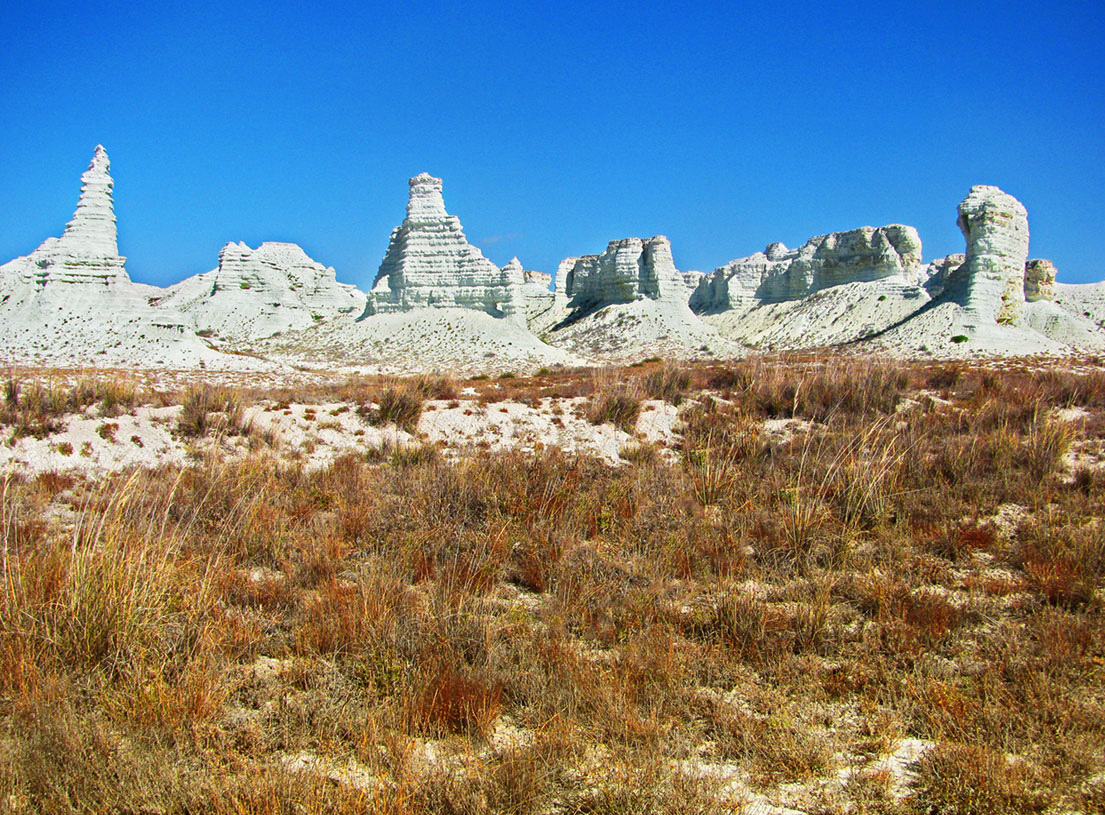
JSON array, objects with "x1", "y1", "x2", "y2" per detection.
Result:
[
  {"x1": 157, "y1": 241, "x2": 364, "y2": 340},
  {"x1": 363, "y1": 173, "x2": 525, "y2": 324},
  {"x1": 690, "y1": 225, "x2": 923, "y2": 312},
  {"x1": 2, "y1": 145, "x2": 128, "y2": 289},
  {"x1": 946, "y1": 185, "x2": 1029, "y2": 323},
  {"x1": 557, "y1": 235, "x2": 686, "y2": 311}
]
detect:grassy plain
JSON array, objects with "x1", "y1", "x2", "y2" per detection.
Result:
[{"x1": 2, "y1": 356, "x2": 1104, "y2": 813}]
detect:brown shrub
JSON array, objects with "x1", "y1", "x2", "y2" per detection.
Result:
[{"x1": 909, "y1": 742, "x2": 1052, "y2": 815}]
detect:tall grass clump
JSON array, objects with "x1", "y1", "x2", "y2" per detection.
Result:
[
  {"x1": 364, "y1": 385, "x2": 424, "y2": 431},
  {"x1": 176, "y1": 384, "x2": 244, "y2": 437},
  {"x1": 642, "y1": 363, "x2": 691, "y2": 405},
  {"x1": 587, "y1": 369, "x2": 641, "y2": 432},
  {"x1": 1, "y1": 473, "x2": 220, "y2": 688}
]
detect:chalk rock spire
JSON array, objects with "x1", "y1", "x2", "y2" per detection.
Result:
[
  {"x1": 362, "y1": 173, "x2": 525, "y2": 324},
  {"x1": 0, "y1": 145, "x2": 127, "y2": 289},
  {"x1": 406, "y1": 172, "x2": 449, "y2": 221},
  {"x1": 59, "y1": 144, "x2": 119, "y2": 258}
]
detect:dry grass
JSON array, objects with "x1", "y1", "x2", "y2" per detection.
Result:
[
  {"x1": 587, "y1": 368, "x2": 642, "y2": 432},
  {"x1": 362, "y1": 383, "x2": 425, "y2": 431},
  {"x1": 177, "y1": 383, "x2": 245, "y2": 436},
  {"x1": 1, "y1": 372, "x2": 140, "y2": 440},
  {"x1": 2, "y1": 356, "x2": 1104, "y2": 813}
]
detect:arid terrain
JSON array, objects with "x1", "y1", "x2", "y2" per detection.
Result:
[{"x1": 1, "y1": 355, "x2": 1104, "y2": 813}]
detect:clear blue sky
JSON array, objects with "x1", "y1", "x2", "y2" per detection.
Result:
[{"x1": 2, "y1": 0, "x2": 1103, "y2": 287}]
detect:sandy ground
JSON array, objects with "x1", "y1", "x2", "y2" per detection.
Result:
[
  {"x1": 259, "y1": 308, "x2": 586, "y2": 375},
  {"x1": 0, "y1": 397, "x2": 681, "y2": 477},
  {"x1": 536, "y1": 299, "x2": 745, "y2": 362}
]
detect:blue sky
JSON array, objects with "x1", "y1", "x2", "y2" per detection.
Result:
[{"x1": 2, "y1": 0, "x2": 1103, "y2": 287}]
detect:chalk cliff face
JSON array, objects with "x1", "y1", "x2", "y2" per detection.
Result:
[
  {"x1": 157, "y1": 241, "x2": 364, "y2": 341},
  {"x1": 690, "y1": 225, "x2": 923, "y2": 312},
  {"x1": 557, "y1": 236, "x2": 686, "y2": 311},
  {"x1": 362, "y1": 173, "x2": 525, "y2": 324},
  {"x1": 946, "y1": 185, "x2": 1029, "y2": 322}
]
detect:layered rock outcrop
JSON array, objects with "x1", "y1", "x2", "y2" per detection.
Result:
[
  {"x1": 690, "y1": 225, "x2": 923, "y2": 312},
  {"x1": 921, "y1": 254, "x2": 966, "y2": 298},
  {"x1": 157, "y1": 241, "x2": 364, "y2": 341},
  {"x1": 946, "y1": 185, "x2": 1029, "y2": 322},
  {"x1": 557, "y1": 236, "x2": 686, "y2": 311},
  {"x1": 0, "y1": 146, "x2": 263, "y2": 369},
  {"x1": 362, "y1": 173, "x2": 525, "y2": 324},
  {"x1": 1024, "y1": 259, "x2": 1057, "y2": 302}
]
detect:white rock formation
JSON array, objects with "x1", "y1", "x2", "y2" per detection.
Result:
[
  {"x1": 1024, "y1": 259, "x2": 1057, "y2": 302},
  {"x1": 945, "y1": 185, "x2": 1029, "y2": 323},
  {"x1": 690, "y1": 225, "x2": 923, "y2": 312},
  {"x1": 0, "y1": 146, "x2": 271, "y2": 369},
  {"x1": 557, "y1": 236, "x2": 687, "y2": 311},
  {"x1": 522, "y1": 264, "x2": 553, "y2": 293},
  {"x1": 921, "y1": 254, "x2": 966, "y2": 298},
  {"x1": 862, "y1": 187, "x2": 1105, "y2": 357},
  {"x1": 528, "y1": 235, "x2": 740, "y2": 360},
  {"x1": 3, "y1": 145, "x2": 128, "y2": 288},
  {"x1": 683, "y1": 270, "x2": 706, "y2": 291},
  {"x1": 157, "y1": 241, "x2": 364, "y2": 341},
  {"x1": 362, "y1": 173, "x2": 525, "y2": 324}
]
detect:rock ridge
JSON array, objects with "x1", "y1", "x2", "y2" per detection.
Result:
[
  {"x1": 690, "y1": 224, "x2": 923, "y2": 312},
  {"x1": 157, "y1": 241, "x2": 364, "y2": 341}
]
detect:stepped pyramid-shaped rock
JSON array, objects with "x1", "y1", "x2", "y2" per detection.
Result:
[
  {"x1": 1, "y1": 145, "x2": 128, "y2": 288},
  {"x1": 362, "y1": 173, "x2": 525, "y2": 324},
  {"x1": 157, "y1": 241, "x2": 364, "y2": 341},
  {"x1": 556, "y1": 235, "x2": 687, "y2": 311}
]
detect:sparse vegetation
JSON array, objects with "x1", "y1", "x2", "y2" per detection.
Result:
[
  {"x1": 642, "y1": 362, "x2": 691, "y2": 405},
  {"x1": 176, "y1": 383, "x2": 245, "y2": 436},
  {"x1": 2, "y1": 356, "x2": 1104, "y2": 812},
  {"x1": 363, "y1": 384, "x2": 424, "y2": 431},
  {"x1": 0, "y1": 373, "x2": 139, "y2": 440}
]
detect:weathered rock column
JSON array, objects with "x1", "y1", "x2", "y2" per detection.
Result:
[
  {"x1": 954, "y1": 185, "x2": 1029, "y2": 322},
  {"x1": 60, "y1": 144, "x2": 120, "y2": 258}
]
